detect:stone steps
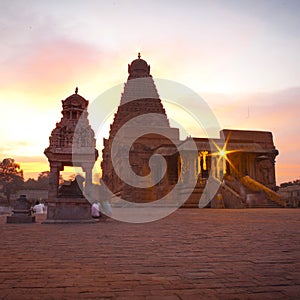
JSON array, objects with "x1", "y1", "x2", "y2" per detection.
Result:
[
  {"x1": 247, "y1": 202, "x2": 283, "y2": 208},
  {"x1": 179, "y1": 184, "x2": 205, "y2": 208},
  {"x1": 246, "y1": 194, "x2": 284, "y2": 208},
  {"x1": 181, "y1": 193, "x2": 203, "y2": 208}
]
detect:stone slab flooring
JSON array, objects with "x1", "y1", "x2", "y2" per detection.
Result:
[{"x1": 0, "y1": 209, "x2": 299, "y2": 299}]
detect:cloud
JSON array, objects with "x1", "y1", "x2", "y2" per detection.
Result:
[
  {"x1": 1, "y1": 37, "x2": 105, "y2": 91},
  {"x1": 0, "y1": 142, "x2": 32, "y2": 155},
  {"x1": 0, "y1": 1, "x2": 119, "y2": 95}
]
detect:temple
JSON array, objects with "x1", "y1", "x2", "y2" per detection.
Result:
[
  {"x1": 101, "y1": 55, "x2": 285, "y2": 208},
  {"x1": 44, "y1": 55, "x2": 284, "y2": 210}
]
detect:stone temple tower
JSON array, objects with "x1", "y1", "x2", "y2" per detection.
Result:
[{"x1": 101, "y1": 54, "x2": 180, "y2": 202}]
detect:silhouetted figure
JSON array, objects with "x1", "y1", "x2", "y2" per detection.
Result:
[{"x1": 58, "y1": 175, "x2": 85, "y2": 198}]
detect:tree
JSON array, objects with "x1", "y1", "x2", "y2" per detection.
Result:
[
  {"x1": 0, "y1": 158, "x2": 24, "y2": 205},
  {"x1": 24, "y1": 171, "x2": 50, "y2": 190},
  {"x1": 280, "y1": 179, "x2": 300, "y2": 188},
  {"x1": 36, "y1": 171, "x2": 50, "y2": 189},
  {"x1": 23, "y1": 178, "x2": 38, "y2": 190}
]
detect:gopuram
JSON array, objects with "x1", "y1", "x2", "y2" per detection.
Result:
[
  {"x1": 101, "y1": 54, "x2": 285, "y2": 208},
  {"x1": 44, "y1": 88, "x2": 98, "y2": 223},
  {"x1": 101, "y1": 54, "x2": 181, "y2": 203}
]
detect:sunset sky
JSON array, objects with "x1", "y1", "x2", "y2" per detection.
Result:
[{"x1": 0, "y1": 0, "x2": 299, "y2": 184}]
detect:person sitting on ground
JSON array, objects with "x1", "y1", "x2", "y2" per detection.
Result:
[{"x1": 33, "y1": 200, "x2": 44, "y2": 214}]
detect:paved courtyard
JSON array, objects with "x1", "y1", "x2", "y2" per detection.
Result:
[{"x1": 0, "y1": 208, "x2": 299, "y2": 299}]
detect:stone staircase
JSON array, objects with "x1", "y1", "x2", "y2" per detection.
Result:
[
  {"x1": 240, "y1": 176, "x2": 286, "y2": 208},
  {"x1": 245, "y1": 193, "x2": 283, "y2": 208},
  {"x1": 178, "y1": 175, "x2": 286, "y2": 209},
  {"x1": 224, "y1": 175, "x2": 286, "y2": 208},
  {"x1": 179, "y1": 179, "x2": 207, "y2": 208}
]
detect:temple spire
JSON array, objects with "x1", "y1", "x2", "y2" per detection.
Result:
[
  {"x1": 75, "y1": 87, "x2": 78, "y2": 94},
  {"x1": 128, "y1": 54, "x2": 150, "y2": 79}
]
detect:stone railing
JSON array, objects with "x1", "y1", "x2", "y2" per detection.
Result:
[{"x1": 240, "y1": 176, "x2": 286, "y2": 207}]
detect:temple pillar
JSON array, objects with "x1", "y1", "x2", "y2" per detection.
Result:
[
  {"x1": 179, "y1": 152, "x2": 198, "y2": 184},
  {"x1": 270, "y1": 157, "x2": 276, "y2": 189},
  {"x1": 178, "y1": 156, "x2": 182, "y2": 183},
  {"x1": 211, "y1": 156, "x2": 217, "y2": 178},
  {"x1": 49, "y1": 162, "x2": 63, "y2": 199},
  {"x1": 82, "y1": 163, "x2": 94, "y2": 189},
  {"x1": 200, "y1": 151, "x2": 209, "y2": 179},
  {"x1": 192, "y1": 155, "x2": 197, "y2": 179}
]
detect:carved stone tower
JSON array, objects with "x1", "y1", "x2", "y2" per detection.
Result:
[
  {"x1": 101, "y1": 54, "x2": 180, "y2": 202},
  {"x1": 44, "y1": 88, "x2": 98, "y2": 223}
]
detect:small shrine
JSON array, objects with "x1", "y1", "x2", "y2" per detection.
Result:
[
  {"x1": 6, "y1": 195, "x2": 35, "y2": 223},
  {"x1": 44, "y1": 88, "x2": 98, "y2": 223}
]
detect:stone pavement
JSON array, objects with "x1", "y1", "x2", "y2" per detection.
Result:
[{"x1": 0, "y1": 209, "x2": 299, "y2": 300}]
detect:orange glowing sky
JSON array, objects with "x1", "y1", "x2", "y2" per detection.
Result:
[{"x1": 0, "y1": 0, "x2": 300, "y2": 184}]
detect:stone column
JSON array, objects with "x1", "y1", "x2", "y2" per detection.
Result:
[
  {"x1": 49, "y1": 162, "x2": 62, "y2": 199},
  {"x1": 180, "y1": 152, "x2": 198, "y2": 185},
  {"x1": 269, "y1": 158, "x2": 276, "y2": 190},
  {"x1": 178, "y1": 156, "x2": 182, "y2": 183},
  {"x1": 82, "y1": 163, "x2": 94, "y2": 188},
  {"x1": 192, "y1": 155, "x2": 197, "y2": 179},
  {"x1": 197, "y1": 153, "x2": 201, "y2": 176}
]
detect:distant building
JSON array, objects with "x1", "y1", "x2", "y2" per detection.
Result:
[{"x1": 278, "y1": 185, "x2": 300, "y2": 207}]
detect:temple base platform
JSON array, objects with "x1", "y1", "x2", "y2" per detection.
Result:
[
  {"x1": 7, "y1": 214, "x2": 36, "y2": 223},
  {"x1": 42, "y1": 197, "x2": 95, "y2": 224}
]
